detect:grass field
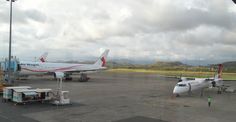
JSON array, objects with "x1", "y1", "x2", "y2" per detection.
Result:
[{"x1": 108, "y1": 68, "x2": 236, "y2": 80}]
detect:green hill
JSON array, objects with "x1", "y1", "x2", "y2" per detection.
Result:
[
  {"x1": 147, "y1": 61, "x2": 187, "y2": 70},
  {"x1": 222, "y1": 61, "x2": 236, "y2": 72},
  {"x1": 108, "y1": 60, "x2": 236, "y2": 72}
]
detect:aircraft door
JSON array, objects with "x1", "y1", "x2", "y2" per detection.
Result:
[
  {"x1": 17, "y1": 64, "x2": 21, "y2": 71},
  {"x1": 188, "y1": 83, "x2": 191, "y2": 93}
]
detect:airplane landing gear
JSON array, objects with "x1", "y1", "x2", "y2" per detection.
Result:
[
  {"x1": 200, "y1": 88, "x2": 204, "y2": 97},
  {"x1": 65, "y1": 74, "x2": 72, "y2": 81},
  {"x1": 79, "y1": 74, "x2": 90, "y2": 82},
  {"x1": 65, "y1": 77, "x2": 72, "y2": 81},
  {"x1": 217, "y1": 87, "x2": 222, "y2": 94}
]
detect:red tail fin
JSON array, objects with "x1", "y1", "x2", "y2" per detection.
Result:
[
  {"x1": 217, "y1": 64, "x2": 223, "y2": 78},
  {"x1": 40, "y1": 57, "x2": 45, "y2": 62},
  {"x1": 39, "y1": 52, "x2": 48, "y2": 63},
  {"x1": 94, "y1": 49, "x2": 109, "y2": 67},
  {"x1": 101, "y1": 57, "x2": 106, "y2": 67}
]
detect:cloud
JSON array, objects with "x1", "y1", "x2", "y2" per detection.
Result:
[
  {"x1": 0, "y1": 0, "x2": 236, "y2": 64},
  {"x1": 0, "y1": 4, "x2": 46, "y2": 25}
]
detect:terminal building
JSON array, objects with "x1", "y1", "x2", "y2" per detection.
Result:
[{"x1": 0, "y1": 57, "x2": 20, "y2": 83}]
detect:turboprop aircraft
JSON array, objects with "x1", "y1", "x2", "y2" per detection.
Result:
[
  {"x1": 17, "y1": 49, "x2": 109, "y2": 82},
  {"x1": 173, "y1": 64, "x2": 223, "y2": 96}
]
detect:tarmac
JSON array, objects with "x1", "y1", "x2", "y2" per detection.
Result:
[{"x1": 0, "y1": 72, "x2": 236, "y2": 122}]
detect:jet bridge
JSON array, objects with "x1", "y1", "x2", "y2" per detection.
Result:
[{"x1": 1, "y1": 57, "x2": 21, "y2": 84}]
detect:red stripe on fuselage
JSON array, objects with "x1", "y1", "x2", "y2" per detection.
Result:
[{"x1": 21, "y1": 64, "x2": 82, "y2": 72}]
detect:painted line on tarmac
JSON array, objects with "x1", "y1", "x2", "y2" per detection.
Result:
[{"x1": 0, "y1": 113, "x2": 14, "y2": 122}]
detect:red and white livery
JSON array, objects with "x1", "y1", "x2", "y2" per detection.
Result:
[
  {"x1": 19, "y1": 49, "x2": 109, "y2": 82},
  {"x1": 173, "y1": 64, "x2": 224, "y2": 96}
]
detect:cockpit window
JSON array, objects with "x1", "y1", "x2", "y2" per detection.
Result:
[{"x1": 177, "y1": 84, "x2": 187, "y2": 87}]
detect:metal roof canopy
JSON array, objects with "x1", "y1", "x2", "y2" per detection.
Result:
[
  {"x1": 35, "y1": 88, "x2": 52, "y2": 92},
  {"x1": 23, "y1": 91, "x2": 37, "y2": 96},
  {"x1": 14, "y1": 89, "x2": 36, "y2": 93},
  {"x1": 5, "y1": 86, "x2": 31, "y2": 89}
]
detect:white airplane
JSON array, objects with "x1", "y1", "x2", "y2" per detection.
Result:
[
  {"x1": 17, "y1": 49, "x2": 109, "y2": 82},
  {"x1": 173, "y1": 64, "x2": 224, "y2": 96},
  {"x1": 20, "y1": 52, "x2": 48, "y2": 76}
]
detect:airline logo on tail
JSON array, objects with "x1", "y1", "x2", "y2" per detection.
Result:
[
  {"x1": 101, "y1": 57, "x2": 106, "y2": 67},
  {"x1": 94, "y1": 49, "x2": 109, "y2": 68},
  {"x1": 39, "y1": 52, "x2": 48, "y2": 62},
  {"x1": 40, "y1": 58, "x2": 45, "y2": 62}
]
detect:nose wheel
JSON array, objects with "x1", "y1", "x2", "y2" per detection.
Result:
[
  {"x1": 172, "y1": 94, "x2": 180, "y2": 97},
  {"x1": 217, "y1": 87, "x2": 222, "y2": 94}
]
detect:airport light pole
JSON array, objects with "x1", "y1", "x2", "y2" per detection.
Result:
[{"x1": 6, "y1": 0, "x2": 17, "y2": 85}]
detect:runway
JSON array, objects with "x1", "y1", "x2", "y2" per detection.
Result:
[{"x1": 0, "y1": 72, "x2": 236, "y2": 122}]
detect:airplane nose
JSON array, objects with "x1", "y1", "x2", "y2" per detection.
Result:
[
  {"x1": 173, "y1": 86, "x2": 188, "y2": 94},
  {"x1": 173, "y1": 87, "x2": 179, "y2": 94}
]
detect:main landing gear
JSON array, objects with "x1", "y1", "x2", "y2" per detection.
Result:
[
  {"x1": 54, "y1": 73, "x2": 90, "y2": 82},
  {"x1": 79, "y1": 74, "x2": 90, "y2": 82}
]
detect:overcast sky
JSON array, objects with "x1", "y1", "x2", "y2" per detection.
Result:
[{"x1": 0, "y1": 0, "x2": 236, "y2": 64}]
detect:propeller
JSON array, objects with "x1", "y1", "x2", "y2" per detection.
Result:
[
  {"x1": 177, "y1": 74, "x2": 183, "y2": 82},
  {"x1": 205, "y1": 78, "x2": 216, "y2": 88}
]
